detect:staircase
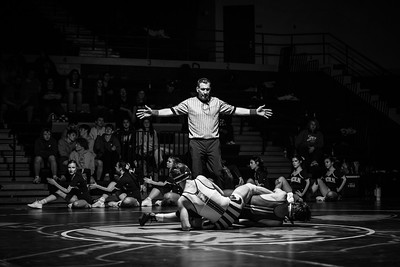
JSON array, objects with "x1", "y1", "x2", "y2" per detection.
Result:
[
  {"x1": 0, "y1": 129, "x2": 42, "y2": 204},
  {"x1": 230, "y1": 117, "x2": 291, "y2": 180},
  {"x1": 34, "y1": 1, "x2": 120, "y2": 58},
  {"x1": 320, "y1": 64, "x2": 400, "y2": 125}
]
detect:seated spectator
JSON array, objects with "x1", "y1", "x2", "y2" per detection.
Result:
[
  {"x1": 91, "y1": 78, "x2": 108, "y2": 118},
  {"x1": 132, "y1": 89, "x2": 153, "y2": 128},
  {"x1": 90, "y1": 161, "x2": 142, "y2": 208},
  {"x1": 274, "y1": 155, "x2": 311, "y2": 202},
  {"x1": 65, "y1": 69, "x2": 83, "y2": 113},
  {"x1": 27, "y1": 160, "x2": 92, "y2": 209},
  {"x1": 295, "y1": 118, "x2": 325, "y2": 178},
  {"x1": 61, "y1": 119, "x2": 79, "y2": 140},
  {"x1": 40, "y1": 76, "x2": 65, "y2": 122},
  {"x1": 0, "y1": 70, "x2": 40, "y2": 125},
  {"x1": 78, "y1": 124, "x2": 95, "y2": 154},
  {"x1": 116, "y1": 118, "x2": 136, "y2": 164},
  {"x1": 89, "y1": 115, "x2": 105, "y2": 140},
  {"x1": 19, "y1": 68, "x2": 41, "y2": 123},
  {"x1": 69, "y1": 137, "x2": 95, "y2": 183},
  {"x1": 311, "y1": 155, "x2": 347, "y2": 202},
  {"x1": 93, "y1": 124, "x2": 121, "y2": 181},
  {"x1": 155, "y1": 80, "x2": 183, "y2": 124},
  {"x1": 34, "y1": 50, "x2": 60, "y2": 86},
  {"x1": 141, "y1": 156, "x2": 182, "y2": 207},
  {"x1": 58, "y1": 128, "x2": 77, "y2": 181},
  {"x1": 32, "y1": 128, "x2": 59, "y2": 184},
  {"x1": 246, "y1": 156, "x2": 270, "y2": 190},
  {"x1": 113, "y1": 87, "x2": 134, "y2": 127},
  {"x1": 136, "y1": 118, "x2": 166, "y2": 177},
  {"x1": 102, "y1": 72, "x2": 117, "y2": 120},
  {"x1": 219, "y1": 114, "x2": 235, "y2": 145}
]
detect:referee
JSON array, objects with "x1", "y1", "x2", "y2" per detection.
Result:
[{"x1": 136, "y1": 77, "x2": 272, "y2": 189}]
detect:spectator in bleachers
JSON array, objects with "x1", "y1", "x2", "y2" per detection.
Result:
[
  {"x1": 32, "y1": 128, "x2": 59, "y2": 184},
  {"x1": 61, "y1": 119, "x2": 79, "y2": 139},
  {"x1": 78, "y1": 123, "x2": 99, "y2": 180},
  {"x1": 58, "y1": 128, "x2": 77, "y2": 181},
  {"x1": 93, "y1": 123, "x2": 121, "y2": 181},
  {"x1": 156, "y1": 80, "x2": 184, "y2": 124},
  {"x1": 89, "y1": 115, "x2": 105, "y2": 140},
  {"x1": 114, "y1": 87, "x2": 134, "y2": 127},
  {"x1": 102, "y1": 72, "x2": 116, "y2": 119},
  {"x1": 132, "y1": 89, "x2": 153, "y2": 128},
  {"x1": 116, "y1": 118, "x2": 136, "y2": 165},
  {"x1": 311, "y1": 155, "x2": 347, "y2": 202},
  {"x1": 65, "y1": 69, "x2": 83, "y2": 113},
  {"x1": 34, "y1": 50, "x2": 59, "y2": 86},
  {"x1": 274, "y1": 155, "x2": 311, "y2": 203},
  {"x1": 40, "y1": 76, "x2": 65, "y2": 122},
  {"x1": 28, "y1": 160, "x2": 92, "y2": 209},
  {"x1": 246, "y1": 156, "x2": 270, "y2": 190},
  {"x1": 78, "y1": 124, "x2": 95, "y2": 154},
  {"x1": 92, "y1": 78, "x2": 108, "y2": 118},
  {"x1": 136, "y1": 118, "x2": 163, "y2": 177},
  {"x1": 69, "y1": 137, "x2": 95, "y2": 183},
  {"x1": 19, "y1": 68, "x2": 41, "y2": 123},
  {"x1": 219, "y1": 114, "x2": 235, "y2": 145},
  {"x1": 295, "y1": 118, "x2": 325, "y2": 178},
  {"x1": 0, "y1": 78, "x2": 22, "y2": 127}
]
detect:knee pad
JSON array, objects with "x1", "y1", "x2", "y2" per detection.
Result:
[
  {"x1": 120, "y1": 197, "x2": 139, "y2": 207},
  {"x1": 325, "y1": 191, "x2": 339, "y2": 202},
  {"x1": 162, "y1": 192, "x2": 179, "y2": 206}
]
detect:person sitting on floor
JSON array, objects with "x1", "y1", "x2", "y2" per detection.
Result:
[
  {"x1": 311, "y1": 155, "x2": 347, "y2": 202},
  {"x1": 27, "y1": 160, "x2": 92, "y2": 209},
  {"x1": 141, "y1": 156, "x2": 182, "y2": 207},
  {"x1": 89, "y1": 161, "x2": 142, "y2": 208}
]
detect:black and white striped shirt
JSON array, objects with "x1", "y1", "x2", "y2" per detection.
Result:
[{"x1": 171, "y1": 96, "x2": 236, "y2": 139}]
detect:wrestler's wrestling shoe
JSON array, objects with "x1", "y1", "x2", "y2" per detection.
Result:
[{"x1": 138, "y1": 212, "x2": 157, "y2": 226}]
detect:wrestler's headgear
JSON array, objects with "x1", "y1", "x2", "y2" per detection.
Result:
[
  {"x1": 288, "y1": 202, "x2": 311, "y2": 223},
  {"x1": 171, "y1": 163, "x2": 192, "y2": 184}
]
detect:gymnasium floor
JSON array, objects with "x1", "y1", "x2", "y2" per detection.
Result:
[{"x1": 1, "y1": 199, "x2": 399, "y2": 267}]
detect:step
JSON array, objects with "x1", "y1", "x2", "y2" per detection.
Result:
[
  {"x1": 0, "y1": 163, "x2": 30, "y2": 169},
  {"x1": 263, "y1": 161, "x2": 292, "y2": 167},
  {"x1": 1, "y1": 151, "x2": 26, "y2": 157},
  {"x1": 0, "y1": 137, "x2": 13, "y2": 143},
  {"x1": 0, "y1": 177, "x2": 33, "y2": 182},
  {"x1": 268, "y1": 167, "x2": 292, "y2": 174},
  {"x1": 0, "y1": 183, "x2": 48, "y2": 190},
  {"x1": 0, "y1": 144, "x2": 23, "y2": 151},
  {"x1": 0, "y1": 190, "x2": 50, "y2": 197},
  {"x1": 0, "y1": 170, "x2": 31, "y2": 176},
  {"x1": 0, "y1": 131, "x2": 12, "y2": 139},
  {"x1": 235, "y1": 135, "x2": 263, "y2": 142},
  {"x1": 239, "y1": 145, "x2": 264, "y2": 152},
  {"x1": 3, "y1": 157, "x2": 30, "y2": 163}
]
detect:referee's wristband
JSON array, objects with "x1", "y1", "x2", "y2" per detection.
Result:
[
  {"x1": 151, "y1": 110, "x2": 159, "y2": 116},
  {"x1": 250, "y1": 109, "x2": 257, "y2": 115}
]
